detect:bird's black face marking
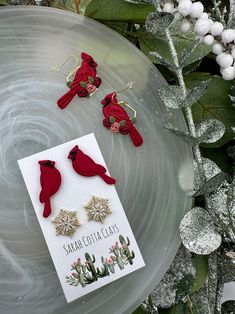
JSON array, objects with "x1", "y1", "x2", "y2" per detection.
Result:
[{"x1": 69, "y1": 150, "x2": 77, "y2": 161}]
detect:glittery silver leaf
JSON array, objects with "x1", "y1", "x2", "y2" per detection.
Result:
[
  {"x1": 179, "y1": 39, "x2": 200, "y2": 68},
  {"x1": 179, "y1": 207, "x2": 222, "y2": 255},
  {"x1": 158, "y1": 86, "x2": 186, "y2": 109},
  {"x1": 190, "y1": 286, "x2": 212, "y2": 314},
  {"x1": 195, "y1": 119, "x2": 225, "y2": 144},
  {"x1": 152, "y1": 245, "x2": 196, "y2": 308},
  {"x1": 149, "y1": 51, "x2": 176, "y2": 70},
  {"x1": 194, "y1": 157, "x2": 221, "y2": 192},
  {"x1": 193, "y1": 172, "x2": 228, "y2": 197},
  {"x1": 206, "y1": 184, "x2": 235, "y2": 242},
  {"x1": 146, "y1": 11, "x2": 174, "y2": 34},
  {"x1": 181, "y1": 80, "x2": 211, "y2": 108},
  {"x1": 164, "y1": 125, "x2": 199, "y2": 146}
]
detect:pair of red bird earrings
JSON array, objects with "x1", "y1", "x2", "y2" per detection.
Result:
[
  {"x1": 39, "y1": 145, "x2": 116, "y2": 219},
  {"x1": 53, "y1": 52, "x2": 143, "y2": 147}
]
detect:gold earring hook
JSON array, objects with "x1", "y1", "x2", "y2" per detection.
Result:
[
  {"x1": 118, "y1": 101, "x2": 137, "y2": 124},
  {"x1": 51, "y1": 55, "x2": 79, "y2": 83},
  {"x1": 111, "y1": 81, "x2": 133, "y2": 102}
]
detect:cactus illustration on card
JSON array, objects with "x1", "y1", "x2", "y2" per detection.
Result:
[{"x1": 66, "y1": 235, "x2": 135, "y2": 288}]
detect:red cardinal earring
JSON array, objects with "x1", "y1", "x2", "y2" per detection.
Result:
[
  {"x1": 68, "y1": 145, "x2": 116, "y2": 185},
  {"x1": 38, "y1": 160, "x2": 62, "y2": 218},
  {"x1": 101, "y1": 87, "x2": 143, "y2": 147},
  {"x1": 53, "y1": 52, "x2": 102, "y2": 109}
]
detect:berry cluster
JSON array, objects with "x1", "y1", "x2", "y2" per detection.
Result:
[{"x1": 162, "y1": 0, "x2": 235, "y2": 80}]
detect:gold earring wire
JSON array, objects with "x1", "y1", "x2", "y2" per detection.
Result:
[
  {"x1": 51, "y1": 55, "x2": 79, "y2": 83},
  {"x1": 111, "y1": 81, "x2": 133, "y2": 102}
]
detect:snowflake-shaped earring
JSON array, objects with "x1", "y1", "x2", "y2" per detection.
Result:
[
  {"x1": 84, "y1": 196, "x2": 112, "y2": 223},
  {"x1": 52, "y1": 209, "x2": 80, "y2": 237}
]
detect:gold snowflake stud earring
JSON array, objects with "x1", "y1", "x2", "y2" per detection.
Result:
[
  {"x1": 84, "y1": 196, "x2": 112, "y2": 223},
  {"x1": 52, "y1": 209, "x2": 80, "y2": 237}
]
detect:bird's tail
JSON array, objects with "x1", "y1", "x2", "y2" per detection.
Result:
[
  {"x1": 99, "y1": 173, "x2": 116, "y2": 185},
  {"x1": 129, "y1": 127, "x2": 143, "y2": 147},
  {"x1": 57, "y1": 89, "x2": 76, "y2": 109},
  {"x1": 43, "y1": 199, "x2": 52, "y2": 218}
]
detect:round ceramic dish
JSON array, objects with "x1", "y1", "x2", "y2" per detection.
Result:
[{"x1": 0, "y1": 7, "x2": 192, "y2": 314}]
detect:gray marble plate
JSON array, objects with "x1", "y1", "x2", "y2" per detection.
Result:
[{"x1": 0, "y1": 7, "x2": 192, "y2": 314}]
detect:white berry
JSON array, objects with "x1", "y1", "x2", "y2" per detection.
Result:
[
  {"x1": 180, "y1": 20, "x2": 192, "y2": 33},
  {"x1": 210, "y1": 22, "x2": 224, "y2": 36},
  {"x1": 203, "y1": 34, "x2": 214, "y2": 45},
  {"x1": 163, "y1": 2, "x2": 175, "y2": 13},
  {"x1": 190, "y1": 2, "x2": 204, "y2": 18},
  {"x1": 221, "y1": 29, "x2": 235, "y2": 44},
  {"x1": 221, "y1": 66, "x2": 235, "y2": 80},
  {"x1": 198, "y1": 12, "x2": 208, "y2": 20},
  {"x1": 231, "y1": 46, "x2": 235, "y2": 58},
  {"x1": 178, "y1": 0, "x2": 192, "y2": 16},
  {"x1": 216, "y1": 52, "x2": 233, "y2": 68},
  {"x1": 212, "y1": 42, "x2": 224, "y2": 54},
  {"x1": 194, "y1": 18, "x2": 211, "y2": 36}
]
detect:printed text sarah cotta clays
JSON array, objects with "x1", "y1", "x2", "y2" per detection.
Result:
[{"x1": 63, "y1": 224, "x2": 119, "y2": 255}]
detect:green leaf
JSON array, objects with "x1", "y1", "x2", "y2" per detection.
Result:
[
  {"x1": 80, "y1": 81, "x2": 87, "y2": 87},
  {"x1": 185, "y1": 72, "x2": 235, "y2": 147},
  {"x1": 119, "y1": 120, "x2": 126, "y2": 126},
  {"x1": 52, "y1": 0, "x2": 77, "y2": 12},
  {"x1": 88, "y1": 76, "x2": 94, "y2": 84},
  {"x1": 192, "y1": 254, "x2": 208, "y2": 293},
  {"x1": 83, "y1": 0, "x2": 154, "y2": 23},
  {"x1": 146, "y1": 11, "x2": 174, "y2": 34},
  {"x1": 138, "y1": 31, "x2": 211, "y2": 67},
  {"x1": 109, "y1": 116, "x2": 115, "y2": 123},
  {"x1": 181, "y1": 80, "x2": 210, "y2": 108}
]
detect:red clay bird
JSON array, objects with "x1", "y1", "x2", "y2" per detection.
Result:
[
  {"x1": 57, "y1": 52, "x2": 102, "y2": 109},
  {"x1": 38, "y1": 160, "x2": 62, "y2": 218},
  {"x1": 68, "y1": 145, "x2": 116, "y2": 185},
  {"x1": 101, "y1": 92, "x2": 143, "y2": 147}
]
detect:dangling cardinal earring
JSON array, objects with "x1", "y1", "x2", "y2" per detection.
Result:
[
  {"x1": 38, "y1": 160, "x2": 62, "y2": 218},
  {"x1": 52, "y1": 52, "x2": 102, "y2": 109},
  {"x1": 101, "y1": 83, "x2": 143, "y2": 147},
  {"x1": 68, "y1": 145, "x2": 116, "y2": 185}
]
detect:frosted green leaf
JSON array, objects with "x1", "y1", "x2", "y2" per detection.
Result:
[
  {"x1": 146, "y1": 11, "x2": 174, "y2": 34},
  {"x1": 181, "y1": 80, "x2": 210, "y2": 107},
  {"x1": 195, "y1": 119, "x2": 225, "y2": 144},
  {"x1": 180, "y1": 207, "x2": 222, "y2": 255},
  {"x1": 158, "y1": 86, "x2": 186, "y2": 109},
  {"x1": 164, "y1": 126, "x2": 199, "y2": 146}
]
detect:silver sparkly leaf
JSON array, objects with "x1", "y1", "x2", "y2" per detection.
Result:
[
  {"x1": 180, "y1": 207, "x2": 222, "y2": 255},
  {"x1": 152, "y1": 245, "x2": 196, "y2": 308},
  {"x1": 181, "y1": 80, "x2": 210, "y2": 108},
  {"x1": 193, "y1": 172, "x2": 228, "y2": 197},
  {"x1": 158, "y1": 86, "x2": 185, "y2": 109},
  {"x1": 194, "y1": 157, "x2": 221, "y2": 192},
  {"x1": 149, "y1": 51, "x2": 176, "y2": 70},
  {"x1": 164, "y1": 125, "x2": 199, "y2": 146},
  {"x1": 195, "y1": 119, "x2": 225, "y2": 143},
  {"x1": 146, "y1": 11, "x2": 174, "y2": 34}
]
